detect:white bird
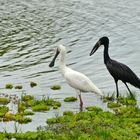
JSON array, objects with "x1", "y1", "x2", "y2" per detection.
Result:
[{"x1": 49, "y1": 45, "x2": 103, "y2": 111}]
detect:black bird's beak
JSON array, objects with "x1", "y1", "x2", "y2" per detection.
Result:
[
  {"x1": 89, "y1": 41, "x2": 100, "y2": 56},
  {"x1": 49, "y1": 49, "x2": 60, "y2": 67}
]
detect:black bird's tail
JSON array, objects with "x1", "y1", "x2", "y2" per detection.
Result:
[{"x1": 129, "y1": 76, "x2": 140, "y2": 89}]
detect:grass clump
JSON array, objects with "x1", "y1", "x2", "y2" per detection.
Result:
[
  {"x1": 0, "y1": 93, "x2": 140, "y2": 139},
  {"x1": 103, "y1": 94, "x2": 115, "y2": 103},
  {"x1": 5, "y1": 83, "x2": 13, "y2": 89},
  {"x1": 21, "y1": 95, "x2": 34, "y2": 102},
  {"x1": 21, "y1": 95, "x2": 61, "y2": 112},
  {"x1": 86, "y1": 106, "x2": 103, "y2": 112},
  {"x1": 117, "y1": 95, "x2": 136, "y2": 106},
  {"x1": 0, "y1": 97, "x2": 9, "y2": 105},
  {"x1": 63, "y1": 111, "x2": 74, "y2": 116},
  {"x1": 23, "y1": 111, "x2": 34, "y2": 116},
  {"x1": 51, "y1": 85, "x2": 61, "y2": 90},
  {"x1": 64, "y1": 96, "x2": 77, "y2": 102},
  {"x1": 53, "y1": 106, "x2": 58, "y2": 109},
  {"x1": 3, "y1": 112, "x2": 14, "y2": 121},
  {"x1": 32, "y1": 105, "x2": 50, "y2": 112},
  {"x1": 14, "y1": 113, "x2": 32, "y2": 124},
  {"x1": 0, "y1": 106, "x2": 9, "y2": 117},
  {"x1": 107, "y1": 102, "x2": 121, "y2": 108},
  {"x1": 18, "y1": 102, "x2": 26, "y2": 113},
  {"x1": 15, "y1": 85, "x2": 23, "y2": 89},
  {"x1": 30, "y1": 82, "x2": 37, "y2": 88}
]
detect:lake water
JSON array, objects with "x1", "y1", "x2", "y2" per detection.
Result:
[{"x1": 0, "y1": 0, "x2": 140, "y2": 132}]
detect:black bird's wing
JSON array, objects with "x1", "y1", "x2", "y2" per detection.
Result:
[{"x1": 106, "y1": 59, "x2": 140, "y2": 88}]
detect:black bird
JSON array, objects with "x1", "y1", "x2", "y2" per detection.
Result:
[{"x1": 90, "y1": 36, "x2": 140, "y2": 98}]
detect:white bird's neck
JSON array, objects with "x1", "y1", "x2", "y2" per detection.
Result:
[{"x1": 59, "y1": 51, "x2": 67, "y2": 74}]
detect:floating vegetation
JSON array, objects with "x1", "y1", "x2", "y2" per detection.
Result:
[
  {"x1": 86, "y1": 106, "x2": 103, "y2": 112},
  {"x1": 23, "y1": 111, "x2": 34, "y2": 116},
  {"x1": 14, "y1": 113, "x2": 32, "y2": 124},
  {"x1": 117, "y1": 95, "x2": 136, "y2": 106},
  {"x1": 18, "y1": 102, "x2": 26, "y2": 113},
  {"x1": 53, "y1": 106, "x2": 58, "y2": 109},
  {"x1": 32, "y1": 105, "x2": 50, "y2": 112},
  {"x1": 103, "y1": 94, "x2": 115, "y2": 102},
  {"x1": 64, "y1": 96, "x2": 77, "y2": 102},
  {"x1": 15, "y1": 85, "x2": 23, "y2": 89},
  {"x1": 51, "y1": 85, "x2": 61, "y2": 90},
  {"x1": 21, "y1": 94, "x2": 61, "y2": 112},
  {"x1": 5, "y1": 83, "x2": 13, "y2": 89},
  {"x1": 0, "y1": 97, "x2": 9, "y2": 105},
  {"x1": 21, "y1": 95, "x2": 34, "y2": 102},
  {"x1": 63, "y1": 111, "x2": 74, "y2": 116},
  {"x1": 3, "y1": 112, "x2": 14, "y2": 121},
  {"x1": 30, "y1": 81, "x2": 37, "y2": 88},
  {"x1": 107, "y1": 102, "x2": 121, "y2": 108},
  {"x1": 0, "y1": 93, "x2": 139, "y2": 139},
  {"x1": 0, "y1": 106, "x2": 9, "y2": 117}
]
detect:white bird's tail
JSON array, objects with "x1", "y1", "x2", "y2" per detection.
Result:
[{"x1": 91, "y1": 84, "x2": 103, "y2": 97}]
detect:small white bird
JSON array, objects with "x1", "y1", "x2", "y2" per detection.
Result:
[{"x1": 49, "y1": 45, "x2": 103, "y2": 111}]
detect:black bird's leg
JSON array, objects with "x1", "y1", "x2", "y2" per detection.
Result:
[
  {"x1": 124, "y1": 82, "x2": 134, "y2": 99},
  {"x1": 115, "y1": 80, "x2": 119, "y2": 98}
]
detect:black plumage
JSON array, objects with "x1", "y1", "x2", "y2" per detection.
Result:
[{"x1": 90, "y1": 36, "x2": 140, "y2": 98}]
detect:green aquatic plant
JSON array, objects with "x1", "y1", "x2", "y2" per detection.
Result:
[
  {"x1": 63, "y1": 111, "x2": 74, "y2": 116},
  {"x1": 3, "y1": 112, "x2": 14, "y2": 122},
  {"x1": 15, "y1": 85, "x2": 23, "y2": 89},
  {"x1": 5, "y1": 83, "x2": 13, "y2": 89},
  {"x1": 21, "y1": 94, "x2": 34, "y2": 102},
  {"x1": 30, "y1": 82, "x2": 37, "y2": 88},
  {"x1": 117, "y1": 94, "x2": 136, "y2": 106},
  {"x1": 23, "y1": 111, "x2": 34, "y2": 116},
  {"x1": 20, "y1": 95, "x2": 61, "y2": 111},
  {"x1": 0, "y1": 106, "x2": 9, "y2": 117},
  {"x1": 86, "y1": 106, "x2": 103, "y2": 112},
  {"x1": 51, "y1": 85, "x2": 61, "y2": 90},
  {"x1": 18, "y1": 102, "x2": 26, "y2": 113},
  {"x1": 14, "y1": 113, "x2": 32, "y2": 124},
  {"x1": 64, "y1": 96, "x2": 77, "y2": 102},
  {"x1": 0, "y1": 97, "x2": 9, "y2": 105},
  {"x1": 107, "y1": 102, "x2": 121, "y2": 108},
  {"x1": 103, "y1": 93, "x2": 115, "y2": 103},
  {"x1": 32, "y1": 105, "x2": 50, "y2": 112},
  {"x1": 53, "y1": 106, "x2": 58, "y2": 109}
]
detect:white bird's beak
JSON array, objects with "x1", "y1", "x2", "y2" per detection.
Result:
[{"x1": 49, "y1": 48, "x2": 60, "y2": 67}]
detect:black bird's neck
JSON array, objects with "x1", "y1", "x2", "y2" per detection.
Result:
[{"x1": 104, "y1": 44, "x2": 110, "y2": 64}]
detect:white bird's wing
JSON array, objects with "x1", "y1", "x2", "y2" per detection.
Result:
[{"x1": 63, "y1": 67, "x2": 103, "y2": 96}]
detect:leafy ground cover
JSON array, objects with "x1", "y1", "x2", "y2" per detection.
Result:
[{"x1": 0, "y1": 93, "x2": 140, "y2": 140}]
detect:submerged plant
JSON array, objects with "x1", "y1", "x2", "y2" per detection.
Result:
[
  {"x1": 86, "y1": 106, "x2": 103, "y2": 112},
  {"x1": 0, "y1": 97, "x2": 9, "y2": 105},
  {"x1": 5, "y1": 83, "x2": 13, "y2": 89},
  {"x1": 21, "y1": 95, "x2": 34, "y2": 102},
  {"x1": 64, "y1": 96, "x2": 77, "y2": 102},
  {"x1": 23, "y1": 111, "x2": 34, "y2": 116},
  {"x1": 30, "y1": 82, "x2": 37, "y2": 88},
  {"x1": 15, "y1": 85, "x2": 23, "y2": 89},
  {"x1": 14, "y1": 113, "x2": 32, "y2": 124},
  {"x1": 103, "y1": 93, "x2": 115, "y2": 103},
  {"x1": 32, "y1": 105, "x2": 50, "y2": 112},
  {"x1": 0, "y1": 106, "x2": 9, "y2": 117},
  {"x1": 107, "y1": 102, "x2": 121, "y2": 108},
  {"x1": 117, "y1": 94, "x2": 136, "y2": 106},
  {"x1": 51, "y1": 85, "x2": 61, "y2": 90},
  {"x1": 18, "y1": 102, "x2": 26, "y2": 113}
]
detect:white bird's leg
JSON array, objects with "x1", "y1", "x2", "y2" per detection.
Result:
[{"x1": 76, "y1": 90, "x2": 83, "y2": 111}]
